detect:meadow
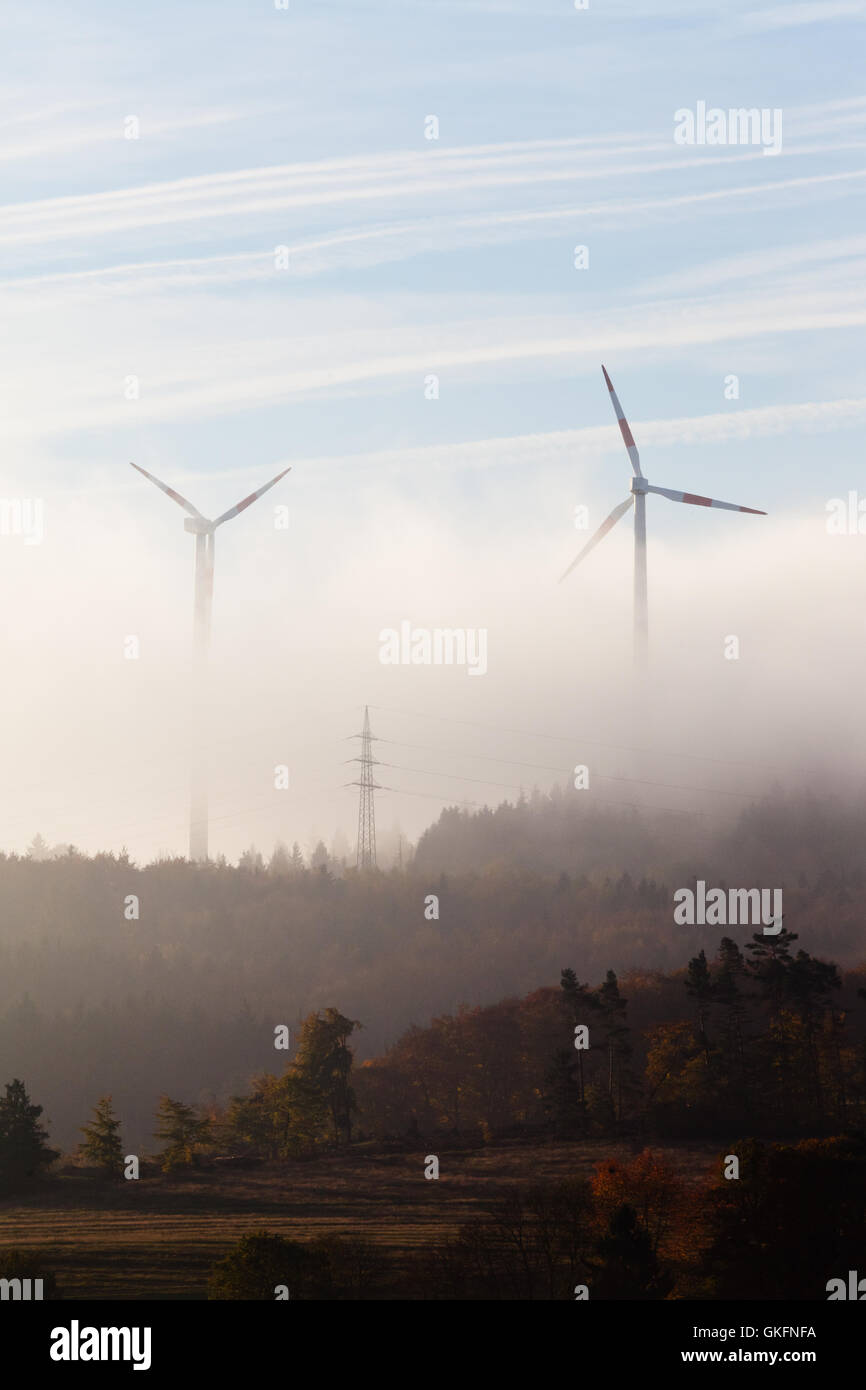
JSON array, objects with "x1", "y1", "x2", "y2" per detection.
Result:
[{"x1": 1, "y1": 1139, "x2": 720, "y2": 1300}]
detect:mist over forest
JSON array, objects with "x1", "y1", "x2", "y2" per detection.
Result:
[{"x1": 2, "y1": 784, "x2": 864, "y2": 1152}]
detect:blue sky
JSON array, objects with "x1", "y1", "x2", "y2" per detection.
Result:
[{"x1": 1, "y1": 0, "x2": 865, "y2": 862}]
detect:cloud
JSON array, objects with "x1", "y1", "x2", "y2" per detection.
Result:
[
  {"x1": 639, "y1": 234, "x2": 866, "y2": 296},
  {"x1": 280, "y1": 395, "x2": 866, "y2": 479},
  {"x1": 740, "y1": 2, "x2": 866, "y2": 31},
  {"x1": 5, "y1": 270, "x2": 866, "y2": 440},
  {"x1": 4, "y1": 116, "x2": 865, "y2": 256}
]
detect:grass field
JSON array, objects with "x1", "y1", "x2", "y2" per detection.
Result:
[{"x1": 0, "y1": 1139, "x2": 721, "y2": 1299}]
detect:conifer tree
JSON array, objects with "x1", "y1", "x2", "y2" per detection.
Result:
[
  {"x1": 595, "y1": 972, "x2": 632, "y2": 1122},
  {"x1": 685, "y1": 950, "x2": 715, "y2": 1065},
  {"x1": 153, "y1": 1096, "x2": 211, "y2": 1172},
  {"x1": 0, "y1": 1079, "x2": 59, "y2": 1191},
  {"x1": 560, "y1": 968, "x2": 599, "y2": 1112},
  {"x1": 79, "y1": 1096, "x2": 124, "y2": 1175}
]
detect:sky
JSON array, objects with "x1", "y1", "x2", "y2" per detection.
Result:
[{"x1": 1, "y1": 0, "x2": 865, "y2": 865}]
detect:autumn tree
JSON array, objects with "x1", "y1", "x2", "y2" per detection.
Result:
[
  {"x1": 643, "y1": 1021, "x2": 709, "y2": 1135},
  {"x1": 208, "y1": 1229, "x2": 389, "y2": 1300},
  {"x1": 292, "y1": 1008, "x2": 360, "y2": 1145},
  {"x1": 153, "y1": 1096, "x2": 211, "y2": 1172},
  {"x1": 431, "y1": 1180, "x2": 594, "y2": 1300},
  {"x1": 590, "y1": 1203, "x2": 674, "y2": 1300},
  {"x1": 79, "y1": 1096, "x2": 124, "y2": 1175},
  {"x1": 702, "y1": 1136, "x2": 866, "y2": 1299},
  {"x1": 590, "y1": 1151, "x2": 683, "y2": 1261},
  {"x1": 208, "y1": 1231, "x2": 328, "y2": 1300}
]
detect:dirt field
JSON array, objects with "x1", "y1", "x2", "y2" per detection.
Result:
[{"x1": 0, "y1": 1139, "x2": 724, "y2": 1300}]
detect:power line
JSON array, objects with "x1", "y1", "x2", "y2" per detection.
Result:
[
  {"x1": 369, "y1": 703, "x2": 783, "y2": 773},
  {"x1": 377, "y1": 763, "x2": 709, "y2": 818},
  {"x1": 377, "y1": 781, "x2": 709, "y2": 823},
  {"x1": 377, "y1": 740, "x2": 762, "y2": 800}
]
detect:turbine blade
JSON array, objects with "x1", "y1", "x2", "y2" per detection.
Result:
[
  {"x1": 601, "y1": 364, "x2": 642, "y2": 477},
  {"x1": 129, "y1": 462, "x2": 205, "y2": 520},
  {"x1": 647, "y1": 484, "x2": 766, "y2": 515},
  {"x1": 559, "y1": 496, "x2": 634, "y2": 582},
  {"x1": 212, "y1": 467, "x2": 291, "y2": 528}
]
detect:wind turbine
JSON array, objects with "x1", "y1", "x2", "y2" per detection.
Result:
[
  {"x1": 560, "y1": 366, "x2": 765, "y2": 671},
  {"x1": 130, "y1": 461, "x2": 291, "y2": 862}
]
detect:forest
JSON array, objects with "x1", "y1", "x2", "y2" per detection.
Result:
[
  {"x1": 0, "y1": 785, "x2": 864, "y2": 1152},
  {"x1": 2, "y1": 924, "x2": 865, "y2": 1299},
  {"x1": 3, "y1": 925, "x2": 865, "y2": 1167}
]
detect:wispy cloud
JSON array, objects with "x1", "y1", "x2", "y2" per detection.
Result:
[
  {"x1": 740, "y1": 2, "x2": 866, "y2": 31},
  {"x1": 266, "y1": 395, "x2": 866, "y2": 481},
  {"x1": 4, "y1": 266, "x2": 866, "y2": 437}
]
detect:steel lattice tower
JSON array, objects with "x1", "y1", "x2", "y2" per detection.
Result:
[{"x1": 350, "y1": 706, "x2": 380, "y2": 869}]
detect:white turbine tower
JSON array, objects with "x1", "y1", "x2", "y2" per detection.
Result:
[
  {"x1": 130, "y1": 461, "x2": 291, "y2": 862},
  {"x1": 561, "y1": 366, "x2": 765, "y2": 671}
]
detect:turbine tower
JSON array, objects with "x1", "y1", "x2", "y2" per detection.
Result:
[
  {"x1": 130, "y1": 461, "x2": 291, "y2": 862},
  {"x1": 560, "y1": 366, "x2": 766, "y2": 671},
  {"x1": 349, "y1": 706, "x2": 380, "y2": 869}
]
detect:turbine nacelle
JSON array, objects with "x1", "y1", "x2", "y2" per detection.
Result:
[
  {"x1": 130, "y1": 458, "x2": 291, "y2": 863},
  {"x1": 559, "y1": 367, "x2": 766, "y2": 675}
]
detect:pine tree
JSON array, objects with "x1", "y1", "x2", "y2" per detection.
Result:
[
  {"x1": 268, "y1": 842, "x2": 292, "y2": 876},
  {"x1": 153, "y1": 1096, "x2": 211, "y2": 1172},
  {"x1": 0, "y1": 1079, "x2": 59, "y2": 1191},
  {"x1": 542, "y1": 1050, "x2": 582, "y2": 1136},
  {"x1": 685, "y1": 950, "x2": 714, "y2": 1065},
  {"x1": 79, "y1": 1096, "x2": 124, "y2": 1175},
  {"x1": 309, "y1": 841, "x2": 330, "y2": 873},
  {"x1": 595, "y1": 971, "x2": 632, "y2": 1123},
  {"x1": 785, "y1": 950, "x2": 841, "y2": 1124},
  {"x1": 713, "y1": 937, "x2": 752, "y2": 1120},
  {"x1": 560, "y1": 968, "x2": 600, "y2": 1118},
  {"x1": 745, "y1": 926, "x2": 798, "y2": 1013},
  {"x1": 745, "y1": 928, "x2": 805, "y2": 1126}
]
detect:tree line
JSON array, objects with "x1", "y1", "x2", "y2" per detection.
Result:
[
  {"x1": 2, "y1": 789, "x2": 865, "y2": 1152},
  {"x1": 3, "y1": 929, "x2": 865, "y2": 1189}
]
